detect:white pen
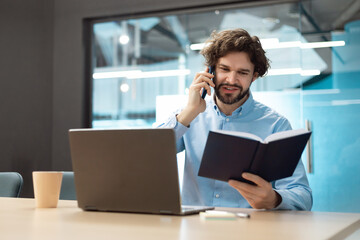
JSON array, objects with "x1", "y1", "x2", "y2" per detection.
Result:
[
  {"x1": 204, "y1": 210, "x2": 250, "y2": 219},
  {"x1": 236, "y1": 212, "x2": 250, "y2": 218}
]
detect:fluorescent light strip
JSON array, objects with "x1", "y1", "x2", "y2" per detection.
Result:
[
  {"x1": 300, "y1": 69, "x2": 321, "y2": 76},
  {"x1": 94, "y1": 67, "x2": 318, "y2": 79},
  {"x1": 93, "y1": 69, "x2": 190, "y2": 79},
  {"x1": 126, "y1": 69, "x2": 191, "y2": 79},
  {"x1": 302, "y1": 89, "x2": 341, "y2": 95},
  {"x1": 300, "y1": 41, "x2": 345, "y2": 49},
  {"x1": 190, "y1": 43, "x2": 205, "y2": 51},
  {"x1": 267, "y1": 68, "x2": 320, "y2": 76},
  {"x1": 332, "y1": 99, "x2": 360, "y2": 106},
  {"x1": 190, "y1": 40, "x2": 345, "y2": 50},
  {"x1": 268, "y1": 68, "x2": 301, "y2": 76},
  {"x1": 261, "y1": 40, "x2": 345, "y2": 50},
  {"x1": 93, "y1": 70, "x2": 141, "y2": 79}
]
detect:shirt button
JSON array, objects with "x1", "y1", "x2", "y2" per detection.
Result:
[
  {"x1": 225, "y1": 118, "x2": 229, "y2": 122},
  {"x1": 215, "y1": 194, "x2": 220, "y2": 198}
]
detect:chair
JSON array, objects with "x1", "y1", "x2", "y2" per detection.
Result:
[
  {"x1": 0, "y1": 172, "x2": 23, "y2": 197},
  {"x1": 60, "y1": 171, "x2": 77, "y2": 200}
]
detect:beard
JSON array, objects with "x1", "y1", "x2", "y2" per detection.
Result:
[{"x1": 214, "y1": 82, "x2": 250, "y2": 105}]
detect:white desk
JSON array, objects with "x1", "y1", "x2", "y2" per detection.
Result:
[{"x1": 0, "y1": 198, "x2": 359, "y2": 240}]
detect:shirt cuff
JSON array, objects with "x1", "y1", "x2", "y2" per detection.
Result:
[
  {"x1": 272, "y1": 189, "x2": 293, "y2": 210},
  {"x1": 158, "y1": 114, "x2": 188, "y2": 140},
  {"x1": 173, "y1": 115, "x2": 188, "y2": 139}
]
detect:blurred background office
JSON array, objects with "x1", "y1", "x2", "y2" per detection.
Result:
[{"x1": 0, "y1": 0, "x2": 359, "y2": 213}]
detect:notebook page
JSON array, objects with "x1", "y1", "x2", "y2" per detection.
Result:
[
  {"x1": 264, "y1": 129, "x2": 308, "y2": 143},
  {"x1": 213, "y1": 129, "x2": 263, "y2": 142}
]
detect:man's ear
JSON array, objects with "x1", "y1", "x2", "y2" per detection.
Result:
[{"x1": 252, "y1": 72, "x2": 259, "y2": 82}]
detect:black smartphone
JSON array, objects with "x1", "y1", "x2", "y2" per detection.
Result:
[{"x1": 201, "y1": 66, "x2": 215, "y2": 99}]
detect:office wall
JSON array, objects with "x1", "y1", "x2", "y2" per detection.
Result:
[{"x1": 0, "y1": 0, "x2": 54, "y2": 197}]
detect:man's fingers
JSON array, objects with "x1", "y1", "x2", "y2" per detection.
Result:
[
  {"x1": 194, "y1": 74, "x2": 215, "y2": 86},
  {"x1": 192, "y1": 82, "x2": 212, "y2": 95},
  {"x1": 242, "y1": 173, "x2": 267, "y2": 187},
  {"x1": 228, "y1": 180, "x2": 256, "y2": 195},
  {"x1": 228, "y1": 180, "x2": 258, "y2": 203},
  {"x1": 229, "y1": 176, "x2": 279, "y2": 209},
  {"x1": 228, "y1": 179, "x2": 243, "y2": 189},
  {"x1": 228, "y1": 179, "x2": 267, "y2": 200}
]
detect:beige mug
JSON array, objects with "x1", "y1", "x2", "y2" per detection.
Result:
[{"x1": 33, "y1": 171, "x2": 63, "y2": 208}]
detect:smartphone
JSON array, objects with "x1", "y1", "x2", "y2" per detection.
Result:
[{"x1": 201, "y1": 66, "x2": 215, "y2": 99}]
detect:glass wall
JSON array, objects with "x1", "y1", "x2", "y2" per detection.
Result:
[
  {"x1": 91, "y1": 2, "x2": 326, "y2": 128},
  {"x1": 302, "y1": 21, "x2": 360, "y2": 212},
  {"x1": 89, "y1": 2, "x2": 360, "y2": 212}
]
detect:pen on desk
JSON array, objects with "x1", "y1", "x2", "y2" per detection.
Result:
[
  {"x1": 236, "y1": 212, "x2": 250, "y2": 218},
  {"x1": 203, "y1": 210, "x2": 250, "y2": 219}
]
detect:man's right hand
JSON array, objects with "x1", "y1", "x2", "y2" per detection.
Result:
[{"x1": 176, "y1": 68, "x2": 215, "y2": 127}]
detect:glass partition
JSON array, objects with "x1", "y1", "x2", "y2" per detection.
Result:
[
  {"x1": 91, "y1": 2, "x2": 314, "y2": 128},
  {"x1": 301, "y1": 21, "x2": 360, "y2": 212},
  {"x1": 89, "y1": 2, "x2": 360, "y2": 212}
]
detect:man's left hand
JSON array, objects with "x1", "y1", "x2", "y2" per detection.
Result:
[{"x1": 228, "y1": 173, "x2": 281, "y2": 209}]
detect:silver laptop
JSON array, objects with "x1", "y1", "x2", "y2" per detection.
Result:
[{"x1": 68, "y1": 128, "x2": 213, "y2": 215}]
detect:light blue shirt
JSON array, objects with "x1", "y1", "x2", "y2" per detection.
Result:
[{"x1": 158, "y1": 92, "x2": 313, "y2": 210}]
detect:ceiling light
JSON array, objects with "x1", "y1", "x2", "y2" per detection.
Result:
[
  {"x1": 93, "y1": 70, "x2": 141, "y2": 79},
  {"x1": 300, "y1": 41, "x2": 345, "y2": 49},
  {"x1": 120, "y1": 83, "x2": 130, "y2": 92},
  {"x1": 190, "y1": 43, "x2": 206, "y2": 51},
  {"x1": 267, "y1": 68, "x2": 320, "y2": 76},
  {"x1": 93, "y1": 69, "x2": 191, "y2": 79},
  {"x1": 263, "y1": 40, "x2": 345, "y2": 50},
  {"x1": 190, "y1": 40, "x2": 345, "y2": 51},
  {"x1": 126, "y1": 69, "x2": 191, "y2": 79},
  {"x1": 331, "y1": 99, "x2": 360, "y2": 106},
  {"x1": 119, "y1": 35, "x2": 130, "y2": 45}
]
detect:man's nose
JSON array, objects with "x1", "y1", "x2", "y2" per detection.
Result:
[{"x1": 227, "y1": 71, "x2": 237, "y2": 84}]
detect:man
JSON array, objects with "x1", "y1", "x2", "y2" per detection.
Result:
[{"x1": 158, "y1": 29, "x2": 312, "y2": 210}]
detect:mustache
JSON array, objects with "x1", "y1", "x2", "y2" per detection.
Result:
[{"x1": 217, "y1": 83, "x2": 242, "y2": 89}]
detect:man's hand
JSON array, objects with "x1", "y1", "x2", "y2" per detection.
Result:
[
  {"x1": 176, "y1": 68, "x2": 215, "y2": 126},
  {"x1": 228, "y1": 173, "x2": 282, "y2": 209}
]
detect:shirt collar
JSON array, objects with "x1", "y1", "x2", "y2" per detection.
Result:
[{"x1": 211, "y1": 91, "x2": 254, "y2": 117}]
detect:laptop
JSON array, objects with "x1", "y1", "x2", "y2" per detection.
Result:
[{"x1": 68, "y1": 128, "x2": 214, "y2": 215}]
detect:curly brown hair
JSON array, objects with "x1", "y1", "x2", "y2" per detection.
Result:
[{"x1": 200, "y1": 28, "x2": 270, "y2": 77}]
